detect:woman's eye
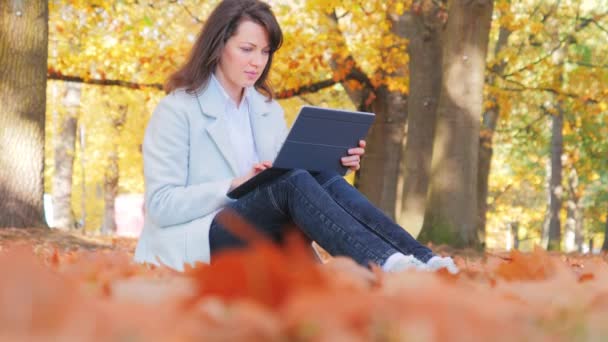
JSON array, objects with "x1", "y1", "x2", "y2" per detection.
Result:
[
  {"x1": 240, "y1": 47, "x2": 253, "y2": 52},
  {"x1": 262, "y1": 50, "x2": 270, "y2": 55}
]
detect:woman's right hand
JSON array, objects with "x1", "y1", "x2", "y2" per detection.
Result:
[{"x1": 229, "y1": 161, "x2": 273, "y2": 191}]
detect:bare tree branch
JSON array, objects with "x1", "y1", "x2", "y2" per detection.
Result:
[
  {"x1": 500, "y1": 37, "x2": 568, "y2": 78},
  {"x1": 499, "y1": 11, "x2": 607, "y2": 78},
  {"x1": 166, "y1": 0, "x2": 203, "y2": 23},
  {"x1": 47, "y1": 71, "x2": 164, "y2": 90},
  {"x1": 274, "y1": 78, "x2": 338, "y2": 99},
  {"x1": 592, "y1": 19, "x2": 608, "y2": 35},
  {"x1": 496, "y1": 111, "x2": 547, "y2": 141},
  {"x1": 47, "y1": 70, "x2": 345, "y2": 99},
  {"x1": 566, "y1": 60, "x2": 608, "y2": 69},
  {"x1": 335, "y1": 9, "x2": 350, "y2": 20},
  {"x1": 495, "y1": 77, "x2": 600, "y2": 104}
]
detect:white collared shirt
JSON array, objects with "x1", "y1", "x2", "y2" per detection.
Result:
[{"x1": 210, "y1": 74, "x2": 259, "y2": 177}]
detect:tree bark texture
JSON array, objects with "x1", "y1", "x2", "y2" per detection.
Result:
[
  {"x1": 0, "y1": 0, "x2": 48, "y2": 228},
  {"x1": 565, "y1": 168, "x2": 583, "y2": 252},
  {"x1": 477, "y1": 26, "x2": 511, "y2": 246},
  {"x1": 541, "y1": 159, "x2": 551, "y2": 247},
  {"x1": 101, "y1": 105, "x2": 127, "y2": 235},
  {"x1": 543, "y1": 36, "x2": 568, "y2": 251},
  {"x1": 510, "y1": 221, "x2": 519, "y2": 250},
  {"x1": 325, "y1": 11, "x2": 409, "y2": 219},
  {"x1": 602, "y1": 211, "x2": 608, "y2": 252},
  {"x1": 397, "y1": 10, "x2": 443, "y2": 234},
  {"x1": 101, "y1": 151, "x2": 119, "y2": 235},
  {"x1": 51, "y1": 82, "x2": 81, "y2": 230},
  {"x1": 547, "y1": 107, "x2": 563, "y2": 251},
  {"x1": 420, "y1": 0, "x2": 494, "y2": 248},
  {"x1": 357, "y1": 87, "x2": 408, "y2": 219}
]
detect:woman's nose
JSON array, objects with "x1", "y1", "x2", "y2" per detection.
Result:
[{"x1": 251, "y1": 52, "x2": 266, "y2": 67}]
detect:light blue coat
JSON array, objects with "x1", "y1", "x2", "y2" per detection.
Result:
[{"x1": 134, "y1": 80, "x2": 288, "y2": 271}]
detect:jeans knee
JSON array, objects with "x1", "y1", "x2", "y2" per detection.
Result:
[
  {"x1": 282, "y1": 169, "x2": 318, "y2": 190},
  {"x1": 312, "y1": 170, "x2": 341, "y2": 187},
  {"x1": 285, "y1": 168, "x2": 310, "y2": 179}
]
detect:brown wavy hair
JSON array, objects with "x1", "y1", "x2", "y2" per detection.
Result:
[{"x1": 165, "y1": 0, "x2": 283, "y2": 100}]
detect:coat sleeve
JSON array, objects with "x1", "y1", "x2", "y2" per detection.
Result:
[{"x1": 143, "y1": 96, "x2": 233, "y2": 227}]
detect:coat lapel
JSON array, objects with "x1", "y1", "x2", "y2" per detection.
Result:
[
  {"x1": 248, "y1": 91, "x2": 275, "y2": 162},
  {"x1": 195, "y1": 81, "x2": 240, "y2": 177},
  {"x1": 196, "y1": 78, "x2": 277, "y2": 174},
  {"x1": 206, "y1": 117, "x2": 240, "y2": 177}
]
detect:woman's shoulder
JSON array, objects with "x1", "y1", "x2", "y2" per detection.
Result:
[
  {"x1": 154, "y1": 88, "x2": 199, "y2": 113},
  {"x1": 148, "y1": 89, "x2": 201, "y2": 127},
  {"x1": 161, "y1": 88, "x2": 198, "y2": 105}
]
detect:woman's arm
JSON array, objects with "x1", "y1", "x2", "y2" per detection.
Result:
[{"x1": 143, "y1": 97, "x2": 233, "y2": 227}]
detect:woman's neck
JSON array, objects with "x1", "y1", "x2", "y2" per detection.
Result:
[{"x1": 214, "y1": 70, "x2": 244, "y2": 106}]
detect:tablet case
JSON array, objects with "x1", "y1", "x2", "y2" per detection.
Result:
[{"x1": 227, "y1": 106, "x2": 375, "y2": 199}]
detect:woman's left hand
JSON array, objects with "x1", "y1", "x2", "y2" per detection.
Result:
[{"x1": 341, "y1": 140, "x2": 366, "y2": 172}]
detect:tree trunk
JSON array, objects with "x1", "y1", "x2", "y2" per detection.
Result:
[
  {"x1": 546, "y1": 43, "x2": 567, "y2": 251},
  {"x1": 576, "y1": 214, "x2": 584, "y2": 253},
  {"x1": 564, "y1": 195, "x2": 576, "y2": 253},
  {"x1": 101, "y1": 151, "x2": 119, "y2": 235},
  {"x1": 397, "y1": 10, "x2": 443, "y2": 234},
  {"x1": 325, "y1": 11, "x2": 409, "y2": 219},
  {"x1": 357, "y1": 87, "x2": 408, "y2": 219},
  {"x1": 565, "y1": 167, "x2": 583, "y2": 252},
  {"x1": 0, "y1": 0, "x2": 48, "y2": 228},
  {"x1": 101, "y1": 105, "x2": 127, "y2": 235},
  {"x1": 420, "y1": 0, "x2": 494, "y2": 248},
  {"x1": 477, "y1": 27, "x2": 511, "y2": 246},
  {"x1": 547, "y1": 106, "x2": 563, "y2": 251},
  {"x1": 541, "y1": 159, "x2": 551, "y2": 247},
  {"x1": 510, "y1": 221, "x2": 519, "y2": 250},
  {"x1": 51, "y1": 82, "x2": 81, "y2": 230},
  {"x1": 602, "y1": 211, "x2": 608, "y2": 252},
  {"x1": 78, "y1": 123, "x2": 87, "y2": 228}
]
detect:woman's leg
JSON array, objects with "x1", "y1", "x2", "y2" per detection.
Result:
[
  {"x1": 311, "y1": 171, "x2": 435, "y2": 262},
  {"x1": 209, "y1": 169, "x2": 399, "y2": 267}
]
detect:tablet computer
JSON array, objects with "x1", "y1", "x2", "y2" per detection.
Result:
[{"x1": 227, "y1": 105, "x2": 375, "y2": 199}]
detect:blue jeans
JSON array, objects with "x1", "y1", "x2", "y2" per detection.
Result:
[{"x1": 209, "y1": 169, "x2": 434, "y2": 267}]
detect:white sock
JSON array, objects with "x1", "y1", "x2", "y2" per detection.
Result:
[
  {"x1": 426, "y1": 256, "x2": 459, "y2": 274},
  {"x1": 382, "y1": 252, "x2": 408, "y2": 271}
]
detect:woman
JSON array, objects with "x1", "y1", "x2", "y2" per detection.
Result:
[{"x1": 134, "y1": 0, "x2": 457, "y2": 274}]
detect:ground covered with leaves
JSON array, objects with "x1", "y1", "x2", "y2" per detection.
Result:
[{"x1": 1, "y1": 228, "x2": 608, "y2": 341}]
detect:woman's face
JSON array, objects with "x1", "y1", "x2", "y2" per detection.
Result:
[{"x1": 216, "y1": 20, "x2": 270, "y2": 98}]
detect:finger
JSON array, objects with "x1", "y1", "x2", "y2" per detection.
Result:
[
  {"x1": 253, "y1": 163, "x2": 267, "y2": 171},
  {"x1": 342, "y1": 161, "x2": 360, "y2": 169},
  {"x1": 348, "y1": 147, "x2": 365, "y2": 155},
  {"x1": 341, "y1": 155, "x2": 360, "y2": 164},
  {"x1": 359, "y1": 140, "x2": 366, "y2": 148},
  {"x1": 341, "y1": 154, "x2": 360, "y2": 162}
]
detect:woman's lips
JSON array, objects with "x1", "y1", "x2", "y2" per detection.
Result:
[{"x1": 245, "y1": 71, "x2": 258, "y2": 79}]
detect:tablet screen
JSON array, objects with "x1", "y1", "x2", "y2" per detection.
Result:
[{"x1": 273, "y1": 106, "x2": 375, "y2": 175}]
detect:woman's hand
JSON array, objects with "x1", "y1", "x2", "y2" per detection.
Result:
[
  {"x1": 341, "y1": 140, "x2": 366, "y2": 172},
  {"x1": 229, "y1": 161, "x2": 273, "y2": 191}
]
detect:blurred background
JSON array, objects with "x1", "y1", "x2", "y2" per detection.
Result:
[{"x1": 4, "y1": 0, "x2": 606, "y2": 253}]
